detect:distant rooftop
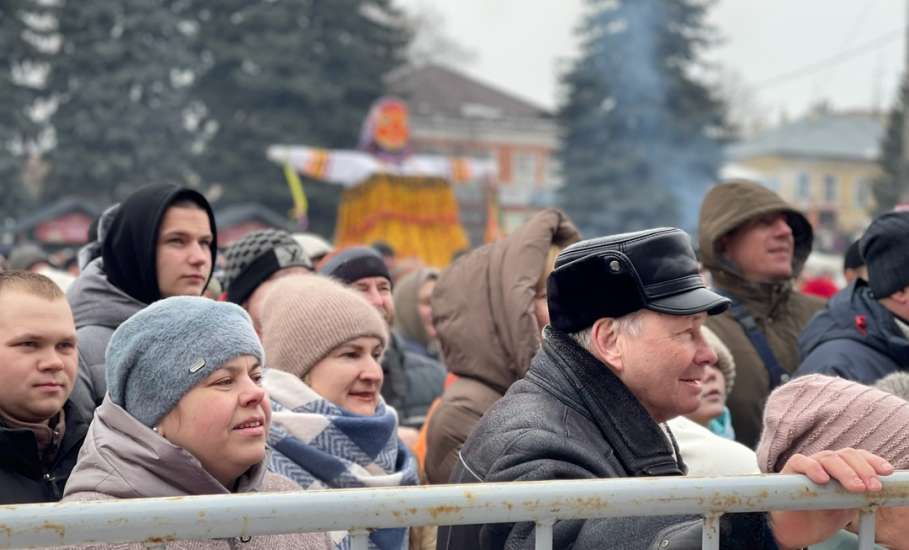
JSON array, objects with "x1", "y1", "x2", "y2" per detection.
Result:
[
  {"x1": 727, "y1": 111, "x2": 885, "y2": 162},
  {"x1": 387, "y1": 63, "x2": 552, "y2": 120},
  {"x1": 12, "y1": 197, "x2": 100, "y2": 234}
]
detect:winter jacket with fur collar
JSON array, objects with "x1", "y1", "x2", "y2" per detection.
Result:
[{"x1": 437, "y1": 327, "x2": 775, "y2": 550}]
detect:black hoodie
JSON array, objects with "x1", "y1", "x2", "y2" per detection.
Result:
[
  {"x1": 796, "y1": 280, "x2": 909, "y2": 383},
  {"x1": 102, "y1": 184, "x2": 217, "y2": 305}
]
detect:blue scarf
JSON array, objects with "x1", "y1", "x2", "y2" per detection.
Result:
[
  {"x1": 264, "y1": 370, "x2": 419, "y2": 550},
  {"x1": 708, "y1": 407, "x2": 736, "y2": 440}
]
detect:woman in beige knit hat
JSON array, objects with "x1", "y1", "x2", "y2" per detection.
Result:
[
  {"x1": 259, "y1": 275, "x2": 419, "y2": 550},
  {"x1": 758, "y1": 374, "x2": 909, "y2": 550}
]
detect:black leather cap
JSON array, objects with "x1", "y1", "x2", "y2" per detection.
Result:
[{"x1": 547, "y1": 227, "x2": 730, "y2": 333}]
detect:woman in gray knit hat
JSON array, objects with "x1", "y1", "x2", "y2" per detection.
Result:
[
  {"x1": 259, "y1": 275, "x2": 420, "y2": 550},
  {"x1": 58, "y1": 296, "x2": 329, "y2": 550}
]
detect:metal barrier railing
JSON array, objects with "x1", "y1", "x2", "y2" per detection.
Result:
[{"x1": 2, "y1": 472, "x2": 909, "y2": 549}]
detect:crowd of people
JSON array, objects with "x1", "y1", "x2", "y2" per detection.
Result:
[{"x1": 1, "y1": 179, "x2": 908, "y2": 550}]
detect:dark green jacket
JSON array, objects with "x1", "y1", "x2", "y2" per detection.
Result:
[{"x1": 699, "y1": 181, "x2": 824, "y2": 448}]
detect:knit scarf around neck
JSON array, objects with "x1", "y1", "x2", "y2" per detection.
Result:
[{"x1": 263, "y1": 369, "x2": 418, "y2": 550}]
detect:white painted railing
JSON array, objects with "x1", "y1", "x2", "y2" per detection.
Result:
[{"x1": 2, "y1": 472, "x2": 908, "y2": 549}]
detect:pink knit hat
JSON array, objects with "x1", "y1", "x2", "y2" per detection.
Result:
[
  {"x1": 757, "y1": 374, "x2": 909, "y2": 473},
  {"x1": 260, "y1": 275, "x2": 388, "y2": 380}
]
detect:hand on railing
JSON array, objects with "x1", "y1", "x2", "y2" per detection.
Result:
[{"x1": 769, "y1": 448, "x2": 894, "y2": 550}]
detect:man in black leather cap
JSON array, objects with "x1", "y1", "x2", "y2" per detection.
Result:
[{"x1": 438, "y1": 227, "x2": 895, "y2": 550}]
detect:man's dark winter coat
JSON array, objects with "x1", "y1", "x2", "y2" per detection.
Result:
[
  {"x1": 796, "y1": 280, "x2": 909, "y2": 383},
  {"x1": 0, "y1": 397, "x2": 91, "y2": 504},
  {"x1": 436, "y1": 327, "x2": 775, "y2": 550}
]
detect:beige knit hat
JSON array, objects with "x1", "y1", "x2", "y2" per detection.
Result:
[
  {"x1": 260, "y1": 275, "x2": 389, "y2": 380},
  {"x1": 756, "y1": 374, "x2": 909, "y2": 473},
  {"x1": 701, "y1": 326, "x2": 735, "y2": 396}
]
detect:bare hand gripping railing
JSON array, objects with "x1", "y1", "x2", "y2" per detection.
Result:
[{"x1": 2, "y1": 472, "x2": 908, "y2": 549}]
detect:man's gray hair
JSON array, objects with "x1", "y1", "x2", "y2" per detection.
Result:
[{"x1": 567, "y1": 309, "x2": 645, "y2": 351}]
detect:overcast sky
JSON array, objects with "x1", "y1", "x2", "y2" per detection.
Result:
[{"x1": 394, "y1": 1, "x2": 907, "y2": 124}]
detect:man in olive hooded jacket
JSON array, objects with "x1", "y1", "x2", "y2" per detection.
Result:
[{"x1": 698, "y1": 180, "x2": 824, "y2": 448}]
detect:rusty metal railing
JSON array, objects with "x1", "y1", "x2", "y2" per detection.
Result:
[{"x1": 2, "y1": 472, "x2": 908, "y2": 549}]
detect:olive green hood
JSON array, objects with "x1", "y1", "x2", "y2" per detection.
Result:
[{"x1": 698, "y1": 180, "x2": 813, "y2": 280}]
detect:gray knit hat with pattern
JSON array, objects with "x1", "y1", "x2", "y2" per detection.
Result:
[
  {"x1": 222, "y1": 228, "x2": 312, "y2": 305},
  {"x1": 105, "y1": 296, "x2": 264, "y2": 427},
  {"x1": 261, "y1": 275, "x2": 388, "y2": 380}
]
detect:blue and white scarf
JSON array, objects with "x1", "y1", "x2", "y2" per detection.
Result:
[{"x1": 264, "y1": 369, "x2": 419, "y2": 550}]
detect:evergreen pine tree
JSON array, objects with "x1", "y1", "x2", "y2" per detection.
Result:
[
  {"x1": 44, "y1": 0, "x2": 196, "y2": 205},
  {"x1": 873, "y1": 81, "x2": 909, "y2": 215},
  {"x1": 187, "y1": 0, "x2": 410, "y2": 235},
  {"x1": 0, "y1": 0, "x2": 41, "y2": 219},
  {"x1": 557, "y1": 0, "x2": 728, "y2": 236}
]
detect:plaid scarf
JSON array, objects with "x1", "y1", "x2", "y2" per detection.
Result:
[{"x1": 264, "y1": 369, "x2": 419, "y2": 550}]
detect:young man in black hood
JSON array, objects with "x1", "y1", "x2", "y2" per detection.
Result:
[{"x1": 66, "y1": 184, "x2": 217, "y2": 405}]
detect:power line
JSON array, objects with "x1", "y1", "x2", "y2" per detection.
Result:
[
  {"x1": 754, "y1": 26, "x2": 905, "y2": 90},
  {"x1": 814, "y1": 0, "x2": 880, "y2": 92}
]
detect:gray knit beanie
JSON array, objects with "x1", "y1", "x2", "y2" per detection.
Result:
[
  {"x1": 106, "y1": 296, "x2": 264, "y2": 427},
  {"x1": 261, "y1": 275, "x2": 388, "y2": 380}
]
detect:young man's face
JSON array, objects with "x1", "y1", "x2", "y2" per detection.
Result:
[
  {"x1": 156, "y1": 205, "x2": 214, "y2": 298},
  {"x1": 0, "y1": 290, "x2": 78, "y2": 423},
  {"x1": 721, "y1": 212, "x2": 794, "y2": 283}
]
